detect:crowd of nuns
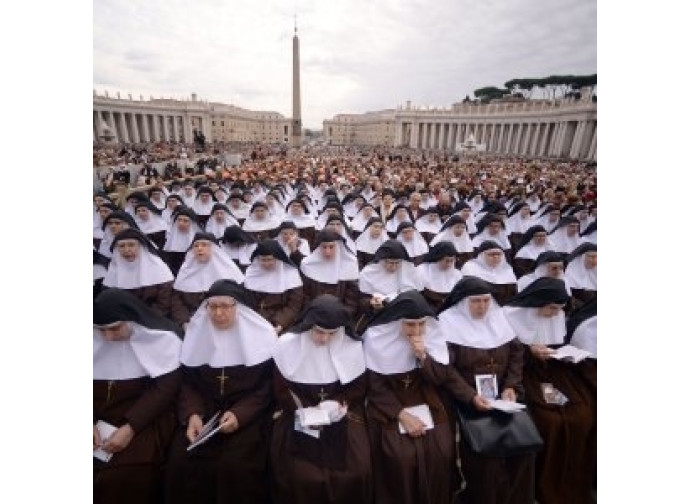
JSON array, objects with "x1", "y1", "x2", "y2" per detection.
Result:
[{"x1": 94, "y1": 156, "x2": 597, "y2": 504}]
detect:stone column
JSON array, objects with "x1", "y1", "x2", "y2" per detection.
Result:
[
  {"x1": 152, "y1": 115, "x2": 160, "y2": 141},
  {"x1": 183, "y1": 116, "x2": 192, "y2": 144},
  {"x1": 569, "y1": 121, "x2": 585, "y2": 159},
  {"x1": 141, "y1": 114, "x2": 150, "y2": 142},
  {"x1": 410, "y1": 121, "x2": 419, "y2": 149},
  {"x1": 130, "y1": 113, "x2": 140, "y2": 143},
  {"x1": 119, "y1": 112, "x2": 130, "y2": 143},
  {"x1": 162, "y1": 115, "x2": 170, "y2": 142},
  {"x1": 496, "y1": 124, "x2": 504, "y2": 153},
  {"x1": 587, "y1": 124, "x2": 597, "y2": 160}
]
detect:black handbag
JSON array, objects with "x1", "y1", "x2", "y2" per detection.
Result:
[{"x1": 456, "y1": 404, "x2": 543, "y2": 457}]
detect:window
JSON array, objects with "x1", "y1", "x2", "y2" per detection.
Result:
[{"x1": 221, "y1": 121, "x2": 225, "y2": 127}]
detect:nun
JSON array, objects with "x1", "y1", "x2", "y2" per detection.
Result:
[
  {"x1": 324, "y1": 213, "x2": 357, "y2": 252},
  {"x1": 99, "y1": 211, "x2": 139, "y2": 259},
  {"x1": 170, "y1": 232, "x2": 245, "y2": 330},
  {"x1": 242, "y1": 201, "x2": 281, "y2": 242},
  {"x1": 395, "y1": 221, "x2": 429, "y2": 266},
  {"x1": 503, "y1": 278, "x2": 596, "y2": 504},
  {"x1": 93, "y1": 248, "x2": 110, "y2": 299},
  {"x1": 276, "y1": 220, "x2": 312, "y2": 261},
  {"x1": 512, "y1": 225, "x2": 555, "y2": 279},
  {"x1": 190, "y1": 187, "x2": 217, "y2": 228},
  {"x1": 414, "y1": 207, "x2": 442, "y2": 244},
  {"x1": 357, "y1": 240, "x2": 424, "y2": 323},
  {"x1": 219, "y1": 225, "x2": 258, "y2": 273},
  {"x1": 94, "y1": 289, "x2": 182, "y2": 504},
  {"x1": 430, "y1": 215, "x2": 474, "y2": 269},
  {"x1": 385, "y1": 204, "x2": 415, "y2": 237},
  {"x1": 243, "y1": 240, "x2": 304, "y2": 334},
  {"x1": 363, "y1": 291, "x2": 464, "y2": 504},
  {"x1": 164, "y1": 280, "x2": 277, "y2": 504},
  {"x1": 460, "y1": 241, "x2": 517, "y2": 305},
  {"x1": 205, "y1": 203, "x2": 240, "y2": 239},
  {"x1": 161, "y1": 194, "x2": 184, "y2": 226},
  {"x1": 163, "y1": 208, "x2": 204, "y2": 276},
  {"x1": 548, "y1": 216, "x2": 583, "y2": 256},
  {"x1": 564, "y1": 243, "x2": 597, "y2": 310},
  {"x1": 226, "y1": 192, "x2": 251, "y2": 224},
  {"x1": 417, "y1": 241, "x2": 463, "y2": 311},
  {"x1": 471, "y1": 213, "x2": 512, "y2": 259},
  {"x1": 270, "y1": 295, "x2": 373, "y2": 504},
  {"x1": 349, "y1": 202, "x2": 379, "y2": 239},
  {"x1": 285, "y1": 198, "x2": 317, "y2": 245},
  {"x1": 355, "y1": 217, "x2": 387, "y2": 269},
  {"x1": 505, "y1": 202, "x2": 534, "y2": 250},
  {"x1": 133, "y1": 199, "x2": 168, "y2": 249},
  {"x1": 516, "y1": 251, "x2": 572, "y2": 296},
  {"x1": 103, "y1": 228, "x2": 174, "y2": 317},
  {"x1": 434, "y1": 276, "x2": 536, "y2": 504}
]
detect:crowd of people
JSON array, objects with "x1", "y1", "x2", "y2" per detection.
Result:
[{"x1": 93, "y1": 142, "x2": 597, "y2": 504}]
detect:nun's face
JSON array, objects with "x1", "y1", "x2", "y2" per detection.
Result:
[
  {"x1": 319, "y1": 242, "x2": 337, "y2": 261},
  {"x1": 546, "y1": 262, "x2": 564, "y2": 277},
  {"x1": 193, "y1": 240, "x2": 213, "y2": 262},
  {"x1": 363, "y1": 207, "x2": 373, "y2": 218},
  {"x1": 167, "y1": 199, "x2": 180, "y2": 210},
  {"x1": 176, "y1": 216, "x2": 192, "y2": 233},
  {"x1": 584, "y1": 251, "x2": 597, "y2": 269},
  {"x1": 135, "y1": 207, "x2": 150, "y2": 221},
  {"x1": 108, "y1": 219, "x2": 128, "y2": 235},
  {"x1": 98, "y1": 206, "x2": 113, "y2": 220},
  {"x1": 383, "y1": 258, "x2": 402, "y2": 273},
  {"x1": 395, "y1": 209, "x2": 408, "y2": 221},
  {"x1": 207, "y1": 296, "x2": 237, "y2": 329},
  {"x1": 280, "y1": 228, "x2": 297, "y2": 243},
  {"x1": 215, "y1": 190, "x2": 226, "y2": 201},
  {"x1": 488, "y1": 222, "x2": 502, "y2": 235},
  {"x1": 97, "y1": 321, "x2": 132, "y2": 342},
  {"x1": 533, "y1": 232, "x2": 547, "y2": 246},
  {"x1": 252, "y1": 207, "x2": 267, "y2": 220},
  {"x1": 94, "y1": 196, "x2": 106, "y2": 207},
  {"x1": 468, "y1": 295, "x2": 492, "y2": 319},
  {"x1": 290, "y1": 204, "x2": 303, "y2": 216},
  {"x1": 427, "y1": 213, "x2": 438, "y2": 223},
  {"x1": 369, "y1": 222, "x2": 383, "y2": 238},
  {"x1": 326, "y1": 221, "x2": 343, "y2": 234},
  {"x1": 117, "y1": 239, "x2": 140, "y2": 262},
  {"x1": 520, "y1": 206, "x2": 531, "y2": 218},
  {"x1": 401, "y1": 228, "x2": 415, "y2": 242},
  {"x1": 437, "y1": 256, "x2": 456, "y2": 270},
  {"x1": 258, "y1": 255, "x2": 277, "y2": 271},
  {"x1": 483, "y1": 250, "x2": 503, "y2": 268},
  {"x1": 213, "y1": 209, "x2": 227, "y2": 223},
  {"x1": 200, "y1": 193, "x2": 212, "y2": 204},
  {"x1": 310, "y1": 326, "x2": 338, "y2": 346},
  {"x1": 401, "y1": 318, "x2": 426, "y2": 339},
  {"x1": 548, "y1": 211, "x2": 560, "y2": 222},
  {"x1": 566, "y1": 223, "x2": 579, "y2": 236},
  {"x1": 452, "y1": 224, "x2": 466, "y2": 237},
  {"x1": 184, "y1": 186, "x2": 195, "y2": 196},
  {"x1": 537, "y1": 303, "x2": 564, "y2": 318},
  {"x1": 460, "y1": 208, "x2": 472, "y2": 220}
]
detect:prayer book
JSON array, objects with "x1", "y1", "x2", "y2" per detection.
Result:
[
  {"x1": 487, "y1": 399, "x2": 527, "y2": 413},
  {"x1": 550, "y1": 344, "x2": 591, "y2": 364},
  {"x1": 93, "y1": 420, "x2": 118, "y2": 462},
  {"x1": 398, "y1": 404, "x2": 435, "y2": 434}
]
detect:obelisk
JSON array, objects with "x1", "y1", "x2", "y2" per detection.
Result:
[{"x1": 291, "y1": 21, "x2": 302, "y2": 148}]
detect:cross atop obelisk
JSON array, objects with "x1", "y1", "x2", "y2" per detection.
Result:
[{"x1": 291, "y1": 16, "x2": 302, "y2": 148}]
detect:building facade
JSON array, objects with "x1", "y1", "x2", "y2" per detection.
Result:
[
  {"x1": 324, "y1": 96, "x2": 597, "y2": 161},
  {"x1": 93, "y1": 92, "x2": 292, "y2": 144}
]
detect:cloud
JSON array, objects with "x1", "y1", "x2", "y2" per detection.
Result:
[{"x1": 94, "y1": 0, "x2": 596, "y2": 129}]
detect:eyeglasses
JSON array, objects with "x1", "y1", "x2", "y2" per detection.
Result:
[{"x1": 207, "y1": 301, "x2": 237, "y2": 311}]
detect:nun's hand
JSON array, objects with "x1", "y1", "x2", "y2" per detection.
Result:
[
  {"x1": 370, "y1": 296, "x2": 384, "y2": 309},
  {"x1": 219, "y1": 410, "x2": 239, "y2": 434},
  {"x1": 102, "y1": 424, "x2": 134, "y2": 454},
  {"x1": 408, "y1": 335, "x2": 426, "y2": 360},
  {"x1": 93, "y1": 425, "x2": 102, "y2": 450},
  {"x1": 501, "y1": 388, "x2": 517, "y2": 402},
  {"x1": 398, "y1": 410, "x2": 427, "y2": 438},
  {"x1": 274, "y1": 325, "x2": 283, "y2": 335},
  {"x1": 530, "y1": 344, "x2": 555, "y2": 361},
  {"x1": 186, "y1": 414, "x2": 203, "y2": 443},
  {"x1": 472, "y1": 395, "x2": 493, "y2": 412}
]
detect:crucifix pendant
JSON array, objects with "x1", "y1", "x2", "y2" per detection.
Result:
[
  {"x1": 318, "y1": 387, "x2": 328, "y2": 401},
  {"x1": 402, "y1": 374, "x2": 412, "y2": 390},
  {"x1": 217, "y1": 368, "x2": 229, "y2": 395},
  {"x1": 106, "y1": 380, "x2": 114, "y2": 403},
  {"x1": 487, "y1": 358, "x2": 498, "y2": 375}
]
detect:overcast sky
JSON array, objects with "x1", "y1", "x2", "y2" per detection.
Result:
[{"x1": 93, "y1": 0, "x2": 596, "y2": 130}]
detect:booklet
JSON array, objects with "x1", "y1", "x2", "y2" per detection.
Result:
[
  {"x1": 550, "y1": 345, "x2": 591, "y2": 364},
  {"x1": 487, "y1": 399, "x2": 527, "y2": 413},
  {"x1": 93, "y1": 420, "x2": 118, "y2": 462},
  {"x1": 541, "y1": 383, "x2": 569, "y2": 405},
  {"x1": 187, "y1": 411, "x2": 223, "y2": 452},
  {"x1": 398, "y1": 404, "x2": 435, "y2": 434}
]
